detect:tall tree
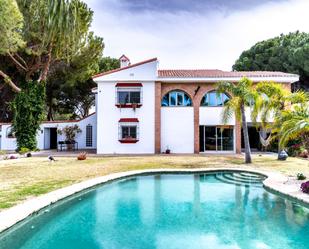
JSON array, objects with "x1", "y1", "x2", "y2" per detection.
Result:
[
  {"x1": 0, "y1": 0, "x2": 24, "y2": 53},
  {"x1": 217, "y1": 78, "x2": 258, "y2": 164},
  {"x1": 0, "y1": 0, "x2": 102, "y2": 150},
  {"x1": 45, "y1": 56, "x2": 118, "y2": 120},
  {"x1": 233, "y1": 32, "x2": 309, "y2": 92},
  {"x1": 1, "y1": 0, "x2": 94, "y2": 89},
  {"x1": 98, "y1": 57, "x2": 120, "y2": 72},
  {"x1": 46, "y1": 33, "x2": 104, "y2": 120},
  {"x1": 0, "y1": 0, "x2": 25, "y2": 92}
]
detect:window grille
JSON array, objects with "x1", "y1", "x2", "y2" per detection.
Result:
[
  {"x1": 86, "y1": 124, "x2": 93, "y2": 147},
  {"x1": 115, "y1": 87, "x2": 142, "y2": 105},
  {"x1": 118, "y1": 122, "x2": 139, "y2": 141}
]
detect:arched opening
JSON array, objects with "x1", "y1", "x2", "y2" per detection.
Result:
[
  {"x1": 200, "y1": 90, "x2": 230, "y2": 107},
  {"x1": 161, "y1": 90, "x2": 192, "y2": 107}
]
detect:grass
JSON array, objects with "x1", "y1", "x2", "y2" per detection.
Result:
[{"x1": 0, "y1": 154, "x2": 308, "y2": 211}]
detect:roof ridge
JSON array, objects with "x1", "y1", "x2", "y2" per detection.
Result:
[
  {"x1": 158, "y1": 69, "x2": 299, "y2": 78},
  {"x1": 159, "y1": 69, "x2": 222, "y2": 71},
  {"x1": 93, "y1": 57, "x2": 157, "y2": 79}
]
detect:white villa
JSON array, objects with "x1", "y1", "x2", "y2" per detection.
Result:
[{"x1": 0, "y1": 55, "x2": 298, "y2": 154}]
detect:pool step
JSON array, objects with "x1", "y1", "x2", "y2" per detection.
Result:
[
  {"x1": 233, "y1": 172, "x2": 265, "y2": 181},
  {"x1": 214, "y1": 173, "x2": 264, "y2": 188},
  {"x1": 227, "y1": 173, "x2": 266, "y2": 183},
  {"x1": 215, "y1": 175, "x2": 263, "y2": 188},
  {"x1": 238, "y1": 172, "x2": 266, "y2": 179},
  {"x1": 223, "y1": 174, "x2": 262, "y2": 184}
]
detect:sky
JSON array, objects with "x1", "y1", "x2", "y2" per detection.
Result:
[{"x1": 85, "y1": 0, "x2": 309, "y2": 70}]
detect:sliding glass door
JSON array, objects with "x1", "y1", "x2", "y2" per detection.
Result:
[
  {"x1": 199, "y1": 126, "x2": 234, "y2": 152},
  {"x1": 205, "y1": 126, "x2": 217, "y2": 151},
  {"x1": 218, "y1": 127, "x2": 234, "y2": 151}
]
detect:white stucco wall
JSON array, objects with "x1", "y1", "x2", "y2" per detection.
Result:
[
  {"x1": 161, "y1": 107, "x2": 194, "y2": 153},
  {"x1": 0, "y1": 113, "x2": 96, "y2": 151},
  {"x1": 96, "y1": 82, "x2": 155, "y2": 154},
  {"x1": 199, "y1": 107, "x2": 235, "y2": 125}
]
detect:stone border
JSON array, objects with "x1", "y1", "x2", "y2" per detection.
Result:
[{"x1": 0, "y1": 168, "x2": 308, "y2": 234}]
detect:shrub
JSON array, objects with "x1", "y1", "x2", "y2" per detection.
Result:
[
  {"x1": 11, "y1": 81, "x2": 45, "y2": 151},
  {"x1": 19, "y1": 147, "x2": 30, "y2": 155},
  {"x1": 287, "y1": 143, "x2": 302, "y2": 157},
  {"x1": 58, "y1": 125, "x2": 82, "y2": 142},
  {"x1": 297, "y1": 173, "x2": 306, "y2": 180},
  {"x1": 300, "y1": 181, "x2": 309, "y2": 194},
  {"x1": 0, "y1": 150, "x2": 5, "y2": 156},
  {"x1": 77, "y1": 152, "x2": 87, "y2": 160}
]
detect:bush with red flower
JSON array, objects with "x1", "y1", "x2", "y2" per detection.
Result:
[{"x1": 300, "y1": 181, "x2": 309, "y2": 194}]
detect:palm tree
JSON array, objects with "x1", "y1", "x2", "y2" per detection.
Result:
[
  {"x1": 252, "y1": 82, "x2": 308, "y2": 158},
  {"x1": 279, "y1": 103, "x2": 309, "y2": 149},
  {"x1": 217, "y1": 77, "x2": 258, "y2": 164}
]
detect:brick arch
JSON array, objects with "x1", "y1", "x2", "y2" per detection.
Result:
[
  {"x1": 161, "y1": 88, "x2": 194, "y2": 107},
  {"x1": 193, "y1": 85, "x2": 216, "y2": 106},
  {"x1": 161, "y1": 86, "x2": 195, "y2": 101},
  {"x1": 197, "y1": 88, "x2": 233, "y2": 106}
]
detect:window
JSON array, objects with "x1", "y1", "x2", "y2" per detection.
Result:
[
  {"x1": 161, "y1": 90, "x2": 192, "y2": 106},
  {"x1": 86, "y1": 124, "x2": 93, "y2": 147},
  {"x1": 118, "y1": 118, "x2": 139, "y2": 143},
  {"x1": 116, "y1": 83, "x2": 142, "y2": 108},
  {"x1": 200, "y1": 91, "x2": 230, "y2": 106},
  {"x1": 199, "y1": 126, "x2": 234, "y2": 152},
  {"x1": 117, "y1": 88, "x2": 141, "y2": 104},
  {"x1": 121, "y1": 126, "x2": 137, "y2": 139}
]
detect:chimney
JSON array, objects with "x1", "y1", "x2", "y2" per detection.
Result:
[{"x1": 119, "y1": 54, "x2": 130, "y2": 68}]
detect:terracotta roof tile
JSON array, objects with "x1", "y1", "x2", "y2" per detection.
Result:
[{"x1": 158, "y1": 69, "x2": 298, "y2": 78}]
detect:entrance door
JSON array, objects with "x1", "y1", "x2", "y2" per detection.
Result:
[{"x1": 50, "y1": 128, "x2": 57, "y2": 149}]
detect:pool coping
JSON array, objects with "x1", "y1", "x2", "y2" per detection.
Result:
[{"x1": 0, "y1": 167, "x2": 308, "y2": 233}]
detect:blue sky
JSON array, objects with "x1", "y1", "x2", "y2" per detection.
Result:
[{"x1": 85, "y1": 0, "x2": 309, "y2": 70}]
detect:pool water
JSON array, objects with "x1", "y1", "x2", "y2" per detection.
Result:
[{"x1": 0, "y1": 172, "x2": 308, "y2": 249}]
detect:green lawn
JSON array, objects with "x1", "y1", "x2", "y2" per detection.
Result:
[{"x1": 0, "y1": 154, "x2": 308, "y2": 210}]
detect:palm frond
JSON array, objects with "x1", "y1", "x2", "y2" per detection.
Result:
[
  {"x1": 221, "y1": 98, "x2": 237, "y2": 124},
  {"x1": 279, "y1": 103, "x2": 309, "y2": 147}
]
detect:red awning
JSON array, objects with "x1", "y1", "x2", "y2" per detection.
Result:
[
  {"x1": 119, "y1": 118, "x2": 139, "y2": 123},
  {"x1": 116, "y1": 83, "x2": 143, "y2": 87}
]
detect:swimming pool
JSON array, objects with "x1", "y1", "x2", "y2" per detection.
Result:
[{"x1": 0, "y1": 171, "x2": 308, "y2": 249}]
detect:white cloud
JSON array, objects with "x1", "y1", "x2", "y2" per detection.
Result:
[{"x1": 85, "y1": 0, "x2": 309, "y2": 70}]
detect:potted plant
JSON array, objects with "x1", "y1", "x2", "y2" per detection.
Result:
[
  {"x1": 77, "y1": 152, "x2": 87, "y2": 160},
  {"x1": 165, "y1": 146, "x2": 171, "y2": 154},
  {"x1": 57, "y1": 125, "x2": 81, "y2": 150}
]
